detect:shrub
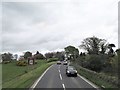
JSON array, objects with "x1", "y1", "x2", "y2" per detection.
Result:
[
  {"x1": 3, "y1": 61, "x2": 11, "y2": 64},
  {"x1": 24, "y1": 70, "x2": 28, "y2": 73},
  {"x1": 82, "y1": 54, "x2": 106, "y2": 72},
  {"x1": 16, "y1": 61, "x2": 27, "y2": 66},
  {"x1": 35, "y1": 61, "x2": 37, "y2": 64}
]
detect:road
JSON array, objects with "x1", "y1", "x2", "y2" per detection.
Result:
[{"x1": 32, "y1": 63, "x2": 100, "y2": 90}]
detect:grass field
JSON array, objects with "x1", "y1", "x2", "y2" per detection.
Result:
[{"x1": 2, "y1": 59, "x2": 56, "y2": 88}]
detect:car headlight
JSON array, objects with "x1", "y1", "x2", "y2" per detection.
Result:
[
  {"x1": 75, "y1": 70, "x2": 77, "y2": 73},
  {"x1": 67, "y1": 71, "x2": 70, "y2": 73}
]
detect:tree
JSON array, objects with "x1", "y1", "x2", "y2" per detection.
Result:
[
  {"x1": 80, "y1": 52, "x2": 83, "y2": 56},
  {"x1": 34, "y1": 52, "x2": 45, "y2": 60},
  {"x1": 55, "y1": 52, "x2": 65, "y2": 61},
  {"x1": 13, "y1": 54, "x2": 18, "y2": 60},
  {"x1": 2, "y1": 52, "x2": 13, "y2": 61},
  {"x1": 36, "y1": 51, "x2": 40, "y2": 55},
  {"x1": 80, "y1": 36, "x2": 107, "y2": 54},
  {"x1": 45, "y1": 52, "x2": 54, "y2": 59},
  {"x1": 88, "y1": 55, "x2": 103, "y2": 72},
  {"x1": 116, "y1": 48, "x2": 120, "y2": 55},
  {"x1": 108, "y1": 44, "x2": 116, "y2": 56},
  {"x1": 24, "y1": 51, "x2": 32, "y2": 59},
  {"x1": 64, "y1": 45, "x2": 79, "y2": 60}
]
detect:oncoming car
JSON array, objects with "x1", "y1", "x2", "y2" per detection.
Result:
[
  {"x1": 57, "y1": 61, "x2": 61, "y2": 65},
  {"x1": 66, "y1": 66, "x2": 77, "y2": 77}
]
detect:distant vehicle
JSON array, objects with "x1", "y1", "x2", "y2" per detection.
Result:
[
  {"x1": 66, "y1": 66, "x2": 77, "y2": 77},
  {"x1": 57, "y1": 61, "x2": 61, "y2": 65},
  {"x1": 63, "y1": 61, "x2": 67, "y2": 65}
]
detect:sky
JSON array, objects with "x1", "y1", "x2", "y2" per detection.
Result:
[{"x1": 1, "y1": 0, "x2": 119, "y2": 55}]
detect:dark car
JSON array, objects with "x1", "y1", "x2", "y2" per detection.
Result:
[
  {"x1": 66, "y1": 66, "x2": 77, "y2": 77},
  {"x1": 57, "y1": 61, "x2": 61, "y2": 65}
]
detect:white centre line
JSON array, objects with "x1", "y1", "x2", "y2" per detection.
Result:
[
  {"x1": 62, "y1": 84, "x2": 66, "y2": 90},
  {"x1": 59, "y1": 70, "x2": 60, "y2": 73},
  {"x1": 78, "y1": 74, "x2": 99, "y2": 89},
  {"x1": 59, "y1": 74, "x2": 62, "y2": 80}
]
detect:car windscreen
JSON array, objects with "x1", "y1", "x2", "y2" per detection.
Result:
[{"x1": 68, "y1": 67, "x2": 75, "y2": 70}]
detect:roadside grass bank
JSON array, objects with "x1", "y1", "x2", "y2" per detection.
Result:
[
  {"x1": 71, "y1": 63, "x2": 118, "y2": 90},
  {"x1": 2, "y1": 59, "x2": 56, "y2": 88},
  {"x1": 0, "y1": 64, "x2": 2, "y2": 90}
]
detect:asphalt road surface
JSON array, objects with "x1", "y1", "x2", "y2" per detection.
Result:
[{"x1": 33, "y1": 63, "x2": 100, "y2": 90}]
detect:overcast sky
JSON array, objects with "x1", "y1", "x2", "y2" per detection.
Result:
[{"x1": 1, "y1": 0, "x2": 119, "y2": 55}]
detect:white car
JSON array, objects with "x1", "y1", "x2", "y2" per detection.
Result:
[{"x1": 57, "y1": 61, "x2": 61, "y2": 65}]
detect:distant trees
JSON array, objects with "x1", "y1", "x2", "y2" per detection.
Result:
[
  {"x1": 108, "y1": 44, "x2": 116, "y2": 57},
  {"x1": 2, "y1": 53, "x2": 13, "y2": 61},
  {"x1": 13, "y1": 54, "x2": 18, "y2": 60},
  {"x1": 64, "y1": 45, "x2": 79, "y2": 60},
  {"x1": 45, "y1": 51, "x2": 65, "y2": 61},
  {"x1": 21, "y1": 51, "x2": 46, "y2": 60},
  {"x1": 24, "y1": 51, "x2": 32, "y2": 59},
  {"x1": 34, "y1": 51, "x2": 45, "y2": 60},
  {"x1": 80, "y1": 36, "x2": 108, "y2": 54},
  {"x1": 45, "y1": 52, "x2": 54, "y2": 59},
  {"x1": 54, "y1": 52, "x2": 65, "y2": 61}
]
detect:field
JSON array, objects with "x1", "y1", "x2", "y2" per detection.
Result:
[{"x1": 2, "y1": 59, "x2": 56, "y2": 88}]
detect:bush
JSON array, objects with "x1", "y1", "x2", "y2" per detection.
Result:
[
  {"x1": 73, "y1": 63, "x2": 118, "y2": 88},
  {"x1": 16, "y1": 61, "x2": 27, "y2": 66},
  {"x1": 3, "y1": 61, "x2": 11, "y2": 64},
  {"x1": 35, "y1": 61, "x2": 37, "y2": 64},
  {"x1": 81, "y1": 54, "x2": 107, "y2": 72}
]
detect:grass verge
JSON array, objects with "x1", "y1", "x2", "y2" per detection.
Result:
[
  {"x1": 2, "y1": 60, "x2": 55, "y2": 88},
  {"x1": 72, "y1": 63, "x2": 118, "y2": 90}
]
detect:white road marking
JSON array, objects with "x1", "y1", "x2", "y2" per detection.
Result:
[
  {"x1": 59, "y1": 70, "x2": 60, "y2": 73},
  {"x1": 78, "y1": 74, "x2": 100, "y2": 89},
  {"x1": 62, "y1": 84, "x2": 66, "y2": 90},
  {"x1": 59, "y1": 74, "x2": 62, "y2": 80},
  {"x1": 30, "y1": 65, "x2": 53, "y2": 89}
]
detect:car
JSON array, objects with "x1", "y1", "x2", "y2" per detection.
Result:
[
  {"x1": 57, "y1": 61, "x2": 61, "y2": 65},
  {"x1": 66, "y1": 66, "x2": 77, "y2": 77},
  {"x1": 63, "y1": 61, "x2": 67, "y2": 65}
]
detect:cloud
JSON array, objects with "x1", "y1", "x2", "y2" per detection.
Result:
[{"x1": 2, "y1": 0, "x2": 118, "y2": 54}]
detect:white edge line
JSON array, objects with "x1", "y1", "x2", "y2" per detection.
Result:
[
  {"x1": 62, "y1": 84, "x2": 65, "y2": 90},
  {"x1": 30, "y1": 64, "x2": 53, "y2": 89},
  {"x1": 78, "y1": 74, "x2": 100, "y2": 89}
]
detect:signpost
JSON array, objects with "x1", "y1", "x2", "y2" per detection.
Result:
[{"x1": 28, "y1": 57, "x2": 35, "y2": 65}]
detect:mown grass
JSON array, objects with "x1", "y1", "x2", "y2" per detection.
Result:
[
  {"x1": 2, "y1": 60, "x2": 47, "y2": 83},
  {"x1": 2, "y1": 59, "x2": 56, "y2": 88}
]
